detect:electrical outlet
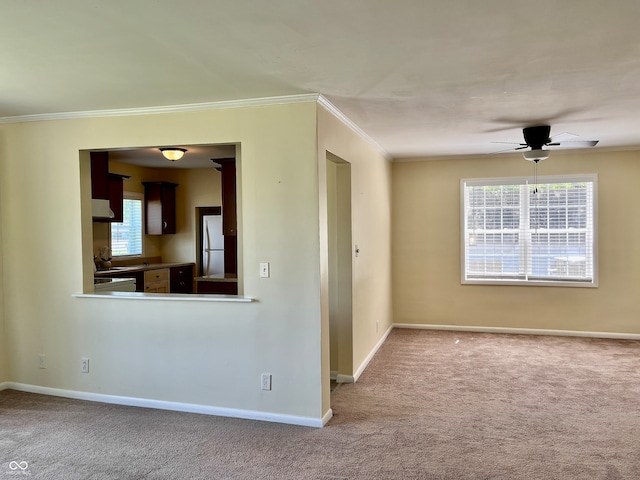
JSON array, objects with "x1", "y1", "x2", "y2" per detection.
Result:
[
  {"x1": 261, "y1": 373, "x2": 272, "y2": 391},
  {"x1": 81, "y1": 357, "x2": 90, "y2": 373},
  {"x1": 39, "y1": 354, "x2": 46, "y2": 369}
]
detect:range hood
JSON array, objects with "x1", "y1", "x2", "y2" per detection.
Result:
[{"x1": 92, "y1": 198, "x2": 115, "y2": 219}]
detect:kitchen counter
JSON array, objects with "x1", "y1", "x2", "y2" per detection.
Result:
[
  {"x1": 95, "y1": 262, "x2": 195, "y2": 276},
  {"x1": 195, "y1": 274, "x2": 238, "y2": 283},
  {"x1": 95, "y1": 262, "x2": 196, "y2": 294}
]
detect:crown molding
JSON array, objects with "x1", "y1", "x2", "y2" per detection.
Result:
[
  {"x1": 317, "y1": 95, "x2": 391, "y2": 160},
  {"x1": 0, "y1": 92, "x2": 390, "y2": 160},
  {"x1": 0, "y1": 93, "x2": 321, "y2": 125}
]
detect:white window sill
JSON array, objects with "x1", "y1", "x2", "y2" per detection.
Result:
[
  {"x1": 73, "y1": 292, "x2": 254, "y2": 302},
  {"x1": 462, "y1": 279, "x2": 597, "y2": 288}
]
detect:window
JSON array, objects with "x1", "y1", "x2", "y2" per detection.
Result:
[
  {"x1": 110, "y1": 193, "x2": 143, "y2": 257},
  {"x1": 461, "y1": 174, "x2": 597, "y2": 286}
]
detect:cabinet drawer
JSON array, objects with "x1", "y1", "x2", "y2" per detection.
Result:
[{"x1": 144, "y1": 268, "x2": 169, "y2": 283}]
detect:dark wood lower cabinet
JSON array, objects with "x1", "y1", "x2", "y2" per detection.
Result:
[
  {"x1": 196, "y1": 280, "x2": 238, "y2": 295},
  {"x1": 170, "y1": 265, "x2": 194, "y2": 294}
]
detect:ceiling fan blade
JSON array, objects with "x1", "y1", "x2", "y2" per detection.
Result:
[
  {"x1": 547, "y1": 140, "x2": 599, "y2": 148},
  {"x1": 491, "y1": 141, "x2": 528, "y2": 146},
  {"x1": 548, "y1": 132, "x2": 578, "y2": 143},
  {"x1": 490, "y1": 145, "x2": 530, "y2": 154}
]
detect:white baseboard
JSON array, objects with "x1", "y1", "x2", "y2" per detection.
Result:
[
  {"x1": 0, "y1": 382, "x2": 10, "y2": 391},
  {"x1": 329, "y1": 324, "x2": 394, "y2": 384},
  {"x1": 352, "y1": 324, "x2": 394, "y2": 382},
  {"x1": 322, "y1": 408, "x2": 333, "y2": 426},
  {"x1": 393, "y1": 323, "x2": 640, "y2": 340},
  {"x1": 3, "y1": 382, "x2": 325, "y2": 428},
  {"x1": 335, "y1": 374, "x2": 354, "y2": 384},
  {"x1": 330, "y1": 371, "x2": 353, "y2": 383}
]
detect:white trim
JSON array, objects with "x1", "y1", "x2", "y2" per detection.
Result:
[
  {"x1": 317, "y1": 95, "x2": 391, "y2": 160},
  {"x1": 335, "y1": 374, "x2": 354, "y2": 384},
  {"x1": 393, "y1": 323, "x2": 640, "y2": 340},
  {"x1": 322, "y1": 408, "x2": 333, "y2": 426},
  {"x1": 329, "y1": 325, "x2": 394, "y2": 385},
  {"x1": 330, "y1": 371, "x2": 354, "y2": 383},
  {"x1": 0, "y1": 382, "x2": 10, "y2": 391},
  {"x1": 3, "y1": 383, "x2": 325, "y2": 428},
  {"x1": 352, "y1": 324, "x2": 394, "y2": 382},
  {"x1": 0, "y1": 93, "x2": 321, "y2": 125},
  {"x1": 0, "y1": 92, "x2": 391, "y2": 164}
]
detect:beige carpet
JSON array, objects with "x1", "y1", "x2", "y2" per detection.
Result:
[{"x1": 2, "y1": 329, "x2": 640, "y2": 479}]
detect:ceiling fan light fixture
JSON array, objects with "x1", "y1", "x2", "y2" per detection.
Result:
[
  {"x1": 523, "y1": 149, "x2": 550, "y2": 162},
  {"x1": 159, "y1": 148, "x2": 187, "y2": 161}
]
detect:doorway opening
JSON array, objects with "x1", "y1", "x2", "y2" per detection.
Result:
[{"x1": 326, "y1": 152, "x2": 353, "y2": 384}]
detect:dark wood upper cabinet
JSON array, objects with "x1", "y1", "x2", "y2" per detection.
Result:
[
  {"x1": 216, "y1": 158, "x2": 237, "y2": 236},
  {"x1": 91, "y1": 151, "x2": 129, "y2": 223},
  {"x1": 107, "y1": 173, "x2": 130, "y2": 223},
  {"x1": 90, "y1": 151, "x2": 109, "y2": 200},
  {"x1": 142, "y1": 181, "x2": 178, "y2": 235}
]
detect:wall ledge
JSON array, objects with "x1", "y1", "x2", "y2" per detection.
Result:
[
  {"x1": 73, "y1": 292, "x2": 254, "y2": 302},
  {"x1": 2, "y1": 383, "x2": 324, "y2": 428},
  {"x1": 393, "y1": 323, "x2": 640, "y2": 340}
]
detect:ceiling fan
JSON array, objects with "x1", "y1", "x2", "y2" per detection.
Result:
[{"x1": 494, "y1": 125, "x2": 599, "y2": 162}]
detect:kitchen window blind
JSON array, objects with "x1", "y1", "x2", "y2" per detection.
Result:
[
  {"x1": 461, "y1": 174, "x2": 597, "y2": 286},
  {"x1": 111, "y1": 194, "x2": 143, "y2": 257}
]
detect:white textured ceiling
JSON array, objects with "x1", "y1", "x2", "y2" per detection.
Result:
[{"x1": 4, "y1": 0, "x2": 640, "y2": 159}]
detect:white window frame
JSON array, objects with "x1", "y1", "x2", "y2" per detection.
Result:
[
  {"x1": 460, "y1": 174, "x2": 598, "y2": 287},
  {"x1": 110, "y1": 191, "x2": 144, "y2": 258}
]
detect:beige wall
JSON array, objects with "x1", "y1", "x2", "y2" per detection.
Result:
[
  {"x1": 317, "y1": 105, "x2": 393, "y2": 413},
  {"x1": 159, "y1": 167, "x2": 222, "y2": 265},
  {"x1": 393, "y1": 149, "x2": 640, "y2": 334},
  {"x1": 0, "y1": 195, "x2": 6, "y2": 382},
  {"x1": 0, "y1": 102, "x2": 325, "y2": 421}
]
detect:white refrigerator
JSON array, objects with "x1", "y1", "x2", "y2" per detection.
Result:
[{"x1": 202, "y1": 214, "x2": 225, "y2": 275}]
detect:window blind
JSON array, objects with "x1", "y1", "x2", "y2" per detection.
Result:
[
  {"x1": 111, "y1": 197, "x2": 143, "y2": 257},
  {"x1": 462, "y1": 174, "x2": 597, "y2": 286}
]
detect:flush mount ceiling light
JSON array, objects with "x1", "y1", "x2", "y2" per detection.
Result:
[{"x1": 159, "y1": 148, "x2": 187, "y2": 161}]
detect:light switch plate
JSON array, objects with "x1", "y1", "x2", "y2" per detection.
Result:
[{"x1": 259, "y1": 262, "x2": 270, "y2": 278}]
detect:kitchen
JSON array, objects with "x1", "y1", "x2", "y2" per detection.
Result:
[{"x1": 91, "y1": 144, "x2": 239, "y2": 295}]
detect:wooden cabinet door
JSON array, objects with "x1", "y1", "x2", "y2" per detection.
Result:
[
  {"x1": 170, "y1": 264, "x2": 194, "y2": 294},
  {"x1": 142, "y1": 182, "x2": 177, "y2": 235},
  {"x1": 220, "y1": 162, "x2": 237, "y2": 236},
  {"x1": 91, "y1": 151, "x2": 109, "y2": 200},
  {"x1": 160, "y1": 184, "x2": 176, "y2": 234},
  {"x1": 107, "y1": 174, "x2": 130, "y2": 223}
]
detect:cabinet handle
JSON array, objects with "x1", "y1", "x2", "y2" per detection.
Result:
[{"x1": 163, "y1": 221, "x2": 168, "y2": 230}]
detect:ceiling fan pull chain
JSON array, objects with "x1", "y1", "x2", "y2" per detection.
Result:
[{"x1": 533, "y1": 160, "x2": 538, "y2": 194}]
